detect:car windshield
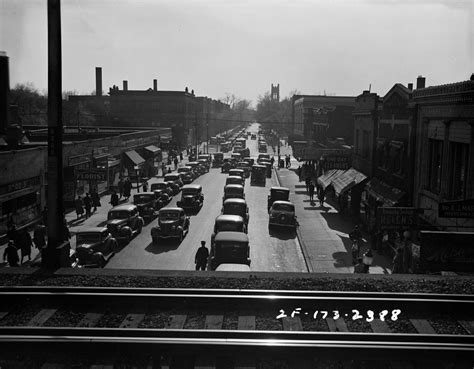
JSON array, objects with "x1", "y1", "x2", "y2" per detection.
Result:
[
  {"x1": 151, "y1": 183, "x2": 166, "y2": 190},
  {"x1": 217, "y1": 221, "x2": 242, "y2": 232},
  {"x1": 215, "y1": 243, "x2": 247, "y2": 256},
  {"x1": 271, "y1": 190, "x2": 289, "y2": 200},
  {"x1": 183, "y1": 188, "x2": 199, "y2": 195},
  {"x1": 160, "y1": 211, "x2": 180, "y2": 220},
  {"x1": 273, "y1": 203, "x2": 294, "y2": 212},
  {"x1": 134, "y1": 195, "x2": 153, "y2": 203},
  {"x1": 76, "y1": 233, "x2": 101, "y2": 244},
  {"x1": 226, "y1": 188, "x2": 243, "y2": 194},
  {"x1": 108, "y1": 210, "x2": 129, "y2": 219},
  {"x1": 165, "y1": 175, "x2": 179, "y2": 181},
  {"x1": 224, "y1": 204, "x2": 244, "y2": 214},
  {"x1": 178, "y1": 168, "x2": 190, "y2": 173}
]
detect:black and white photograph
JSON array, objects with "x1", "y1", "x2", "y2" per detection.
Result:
[{"x1": 0, "y1": 0, "x2": 473, "y2": 367}]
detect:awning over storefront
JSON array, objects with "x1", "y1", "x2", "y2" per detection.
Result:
[
  {"x1": 123, "y1": 150, "x2": 145, "y2": 168},
  {"x1": 332, "y1": 168, "x2": 367, "y2": 196},
  {"x1": 144, "y1": 145, "x2": 161, "y2": 154},
  {"x1": 317, "y1": 169, "x2": 345, "y2": 190},
  {"x1": 365, "y1": 177, "x2": 405, "y2": 206}
]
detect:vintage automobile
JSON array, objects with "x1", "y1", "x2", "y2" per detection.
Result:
[
  {"x1": 187, "y1": 161, "x2": 204, "y2": 177},
  {"x1": 226, "y1": 175, "x2": 245, "y2": 187},
  {"x1": 107, "y1": 204, "x2": 144, "y2": 245},
  {"x1": 151, "y1": 182, "x2": 174, "y2": 197},
  {"x1": 31, "y1": 248, "x2": 80, "y2": 268},
  {"x1": 164, "y1": 173, "x2": 184, "y2": 188},
  {"x1": 250, "y1": 164, "x2": 267, "y2": 185},
  {"x1": 258, "y1": 159, "x2": 273, "y2": 178},
  {"x1": 212, "y1": 152, "x2": 224, "y2": 167},
  {"x1": 211, "y1": 214, "x2": 247, "y2": 247},
  {"x1": 221, "y1": 198, "x2": 249, "y2": 224},
  {"x1": 197, "y1": 159, "x2": 210, "y2": 173},
  {"x1": 198, "y1": 154, "x2": 212, "y2": 165},
  {"x1": 223, "y1": 184, "x2": 245, "y2": 203},
  {"x1": 151, "y1": 207, "x2": 190, "y2": 243},
  {"x1": 215, "y1": 263, "x2": 251, "y2": 271},
  {"x1": 268, "y1": 201, "x2": 298, "y2": 230},
  {"x1": 177, "y1": 184, "x2": 204, "y2": 212},
  {"x1": 209, "y1": 231, "x2": 251, "y2": 271},
  {"x1": 133, "y1": 192, "x2": 159, "y2": 223},
  {"x1": 267, "y1": 186, "x2": 290, "y2": 211},
  {"x1": 177, "y1": 166, "x2": 195, "y2": 184},
  {"x1": 75, "y1": 227, "x2": 119, "y2": 267},
  {"x1": 242, "y1": 157, "x2": 254, "y2": 167},
  {"x1": 228, "y1": 168, "x2": 245, "y2": 180},
  {"x1": 152, "y1": 188, "x2": 171, "y2": 207},
  {"x1": 231, "y1": 153, "x2": 241, "y2": 161},
  {"x1": 166, "y1": 180, "x2": 180, "y2": 196},
  {"x1": 258, "y1": 153, "x2": 271, "y2": 162},
  {"x1": 236, "y1": 162, "x2": 251, "y2": 178}
]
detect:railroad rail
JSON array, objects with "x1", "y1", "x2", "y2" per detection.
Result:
[{"x1": 0, "y1": 287, "x2": 473, "y2": 368}]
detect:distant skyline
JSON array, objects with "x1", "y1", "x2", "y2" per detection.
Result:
[{"x1": 1, "y1": 0, "x2": 472, "y2": 106}]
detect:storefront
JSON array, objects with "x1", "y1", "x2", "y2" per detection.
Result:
[
  {"x1": 64, "y1": 154, "x2": 92, "y2": 204},
  {"x1": 92, "y1": 151, "x2": 110, "y2": 195},
  {"x1": 122, "y1": 150, "x2": 146, "y2": 186},
  {"x1": 330, "y1": 167, "x2": 367, "y2": 216},
  {"x1": 139, "y1": 145, "x2": 162, "y2": 178}
]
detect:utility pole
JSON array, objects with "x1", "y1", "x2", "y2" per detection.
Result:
[
  {"x1": 43, "y1": 0, "x2": 69, "y2": 268},
  {"x1": 194, "y1": 111, "x2": 198, "y2": 156}
]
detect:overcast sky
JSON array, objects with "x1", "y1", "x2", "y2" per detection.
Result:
[{"x1": 1, "y1": 0, "x2": 472, "y2": 106}]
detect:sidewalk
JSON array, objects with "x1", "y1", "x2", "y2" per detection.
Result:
[{"x1": 272, "y1": 146, "x2": 392, "y2": 274}]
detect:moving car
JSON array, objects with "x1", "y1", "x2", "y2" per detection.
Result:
[
  {"x1": 75, "y1": 227, "x2": 119, "y2": 267},
  {"x1": 267, "y1": 186, "x2": 290, "y2": 211},
  {"x1": 258, "y1": 153, "x2": 271, "y2": 161},
  {"x1": 177, "y1": 184, "x2": 204, "y2": 212},
  {"x1": 250, "y1": 164, "x2": 266, "y2": 185},
  {"x1": 228, "y1": 168, "x2": 245, "y2": 180},
  {"x1": 151, "y1": 182, "x2": 173, "y2": 197},
  {"x1": 197, "y1": 159, "x2": 210, "y2": 173},
  {"x1": 221, "y1": 198, "x2": 249, "y2": 224},
  {"x1": 223, "y1": 184, "x2": 245, "y2": 202},
  {"x1": 236, "y1": 162, "x2": 251, "y2": 178},
  {"x1": 164, "y1": 173, "x2": 184, "y2": 189},
  {"x1": 209, "y1": 231, "x2": 250, "y2": 271},
  {"x1": 268, "y1": 201, "x2": 298, "y2": 230},
  {"x1": 231, "y1": 153, "x2": 241, "y2": 161},
  {"x1": 251, "y1": 134, "x2": 256, "y2": 140},
  {"x1": 198, "y1": 154, "x2": 212, "y2": 165},
  {"x1": 107, "y1": 204, "x2": 144, "y2": 245},
  {"x1": 177, "y1": 166, "x2": 195, "y2": 184},
  {"x1": 187, "y1": 161, "x2": 203, "y2": 177},
  {"x1": 221, "y1": 159, "x2": 232, "y2": 173},
  {"x1": 151, "y1": 207, "x2": 190, "y2": 244},
  {"x1": 212, "y1": 152, "x2": 224, "y2": 167},
  {"x1": 133, "y1": 192, "x2": 159, "y2": 223},
  {"x1": 152, "y1": 189, "x2": 171, "y2": 207},
  {"x1": 211, "y1": 214, "x2": 247, "y2": 247},
  {"x1": 166, "y1": 181, "x2": 180, "y2": 196},
  {"x1": 226, "y1": 175, "x2": 245, "y2": 187}
]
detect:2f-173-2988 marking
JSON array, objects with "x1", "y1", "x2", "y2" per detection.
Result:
[{"x1": 276, "y1": 308, "x2": 402, "y2": 322}]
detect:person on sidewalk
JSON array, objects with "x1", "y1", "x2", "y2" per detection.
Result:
[
  {"x1": 318, "y1": 188, "x2": 325, "y2": 207},
  {"x1": 18, "y1": 228, "x2": 32, "y2": 264},
  {"x1": 83, "y1": 193, "x2": 92, "y2": 218},
  {"x1": 353, "y1": 258, "x2": 366, "y2": 273},
  {"x1": 91, "y1": 190, "x2": 101, "y2": 212},
  {"x1": 3, "y1": 241, "x2": 19, "y2": 267},
  {"x1": 143, "y1": 180, "x2": 148, "y2": 192},
  {"x1": 308, "y1": 181, "x2": 315, "y2": 204},
  {"x1": 195, "y1": 241, "x2": 209, "y2": 271},
  {"x1": 33, "y1": 222, "x2": 47, "y2": 250},
  {"x1": 75, "y1": 196, "x2": 84, "y2": 219},
  {"x1": 161, "y1": 162, "x2": 167, "y2": 177},
  {"x1": 123, "y1": 179, "x2": 132, "y2": 201},
  {"x1": 117, "y1": 178, "x2": 124, "y2": 200},
  {"x1": 305, "y1": 177, "x2": 311, "y2": 194},
  {"x1": 110, "y1": 189, "x2": 119, "y2": 207},
  {"x1": 174, "y1": 157, "x2": 178, "y2": 170},
  {"x1": 392, "y1": 247, "x2": 404, "y2": 274}
]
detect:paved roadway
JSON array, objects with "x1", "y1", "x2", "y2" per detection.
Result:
[{"x1": 106, "y1": 123, "x2": 307, "y2": 272}]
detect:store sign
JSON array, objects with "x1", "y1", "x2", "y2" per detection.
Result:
[
  {"x1": 292, "y1": 145, "x2": 350, "y2": 161},
  {"x1": 420, "y1": 231, "x2": 474, "y2": 272},
  {"x1": 0, "y1": 177, "x2": 41, "y2": 196},
  {"x1": 322, "y1": 155, "x2": 351, "y2": 170},
  {"x1": 438, "y1": 199, "x2": 474, "y2": 218},
  {"x1": 76, "y1": 169, "x2": 107, "y2": 181},
  {"x1": 377, "y1": 207, "x2": 418, "y2": 230}
]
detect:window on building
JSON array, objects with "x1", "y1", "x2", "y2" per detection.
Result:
[
  {"x1": 427, "y1": 139, "x2": 443, "y2": 193},
  {"x1": 448, "y1": 142, "x2": 469, "y2": 199},
  {"x1": 362, "y1": 130, "x2": 369, "y2": 158}
]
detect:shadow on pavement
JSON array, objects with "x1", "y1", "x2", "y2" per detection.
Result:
[
  {"x1": 268, "y1": 227, "x2": 297, "y2": 240},
  {"x1": 320, "y1": 212, "x2": 355, "y2": 235},
  {"x1": 144, "y1": 240, "x2": 180, "y2": 254},
  {"x1": 332, "y1": 251, "x2": 352, "y2": 268}
]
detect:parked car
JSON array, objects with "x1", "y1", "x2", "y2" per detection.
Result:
[
  {"x1": 223, "y1": 184, "x2": 245, "y2": 202},
  {"x1": 258, "y1": 153, "x2": 271, "y2": 161},
  {"x1": 178, "y1": 166, "x2": 195, "y2": 184},
  {"x1": 197, "y1": 159, "x2": 210, "y2": 173},
  {"x1": 215, "y1": 263, "x2": 251, "y2": 271},
  {"x1": 177, "y1": 184, "x2": 204, "y2": 212},
  {"x1": 198, "y1": 154, "x2": 212, "y2": 165},
  {"x1": 267, "y1": 187, "x2": 290, "y2": 211},
  {"x1": 242, "y1": 157, "x2": 254, "y2": 167},
  {"x1": 133, "y1": 192, "x2": 159, "y2": 223},
  {"x1": 211, "y1": 214, "x2": 247, "y2": 248},
  {"x1": 259, "y1": 159, "x2": 273, "y2": 178},
  {"x1": 231, "y1": 153, "x2": 241, "y2": 161},
  {"x1": 226, "y1": 175, "x2": 245, "y2": 187},
  {"x1": 165, "y1": 181, "x2": 180, "y2": 196},
  {"x1": 164, "y1": 173, "x2": 184, "y2": 189},
  {"x1": 221, "y1": 198, "x2": 249, "y2": 224},
  {"x1": 212, "y1": 152, "x2": 224, "y2": 167},
  {"x1": 250, "y1": 164, "x2": 266, "y2": 185},
  {"x1": 187, "y1": 161, "x2": 203, "y2": 177},
  {"x1": 31, "y1": 248, "x2": 80, "y2": 268},
  {"x1": 107, "y1": 204, "x2": 144, "y2": 245},
  {"x1": 151, "y1": 182, "x2": 173, "y2": 197},
  {"x1": 221, "y1": 159, "x2": 233, "y2": 173},
  {"x1": 151, "y1": 207, "x2": 190, "y2": 243},
  {"x1": 152, "y1": 189, "x2": 171, "y2": 207},
  {"x1": 228, "y1": 168, "x2": 245, "y2": 180},
  {"x1": 268, "y1": 201, "x2": 298, "y2": 230},
  {"x1": 75, "y1": 227, "x2": 119, "y2": 267},
  {"x1": 236, "y1": 162, "x2": 251, "y2": 178},
  {"x1": 209, "y1": 231, "x2": 251, "y2": 271}
]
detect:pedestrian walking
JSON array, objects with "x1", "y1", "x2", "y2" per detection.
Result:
[
  {"x1": 161, "y1": 162, "x2": 167, "y2": 177},
  {"x1": 195, "y1": 241, "x2": 209, "y2": 271},
  {"x1": 7, "y1": 224, "x2": 20, "y2": 245},
  {"x1": 168, "y1": 167, "x2": 172, "y2": 173},
  {"x1": 75, "y1": 196, "x2": 84, "y2": 219},
  {"x1": 123, "y1": 179, "x2": 132, "y2": 200},
  {"x1": 305, "y1": 177, "x2": 311, "y2": 194},
  {"x1": 18, "y1": 228, "x2": 32, "y2": 263},
  {"x1": 174, "y1": 157, "x2": 178, "y2": 170},
  {"x1": 110, "y1": 190, "x2": 119, "y2": 207},
  {"x1": 270, "y1": 156, "x2": 275, "y2": 167},
  {"x1": 33, "y1": 222, "x2": 47, "y2": 249},
  {"x1": 117, "y1": 178, "x2": 124, "y2": 199},
  {"x1": 91, "y1": 190, "x2": 101, "y2": 212},
  {"x1": 392, "y1": 247, "x2": 404, "y2": 274},
  {"x1": 308, "y1": 181, "x2": 315, "y2": 203},
  {"x1": 353, "y1": 258, "x2": 366, "y2": 273},
  {"x1": 3, "y1": 241, "x2": 19, "y2": 267},
  {"x1": 83, "y1": 193, "x2": 92, "y2": 218},
  {"x1": 318, "y1": 189, "x2": 325, "y2": 207},
  {"x1": 285, "y1": 155, "x2": 290, "y2": 168},
  {"x1": 143, "y1": 180, "x2": 148, "y2": 192}
]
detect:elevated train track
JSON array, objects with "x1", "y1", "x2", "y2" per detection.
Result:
[{"x1": 0, "y1": 287, "x2": 473, "y2": 368}]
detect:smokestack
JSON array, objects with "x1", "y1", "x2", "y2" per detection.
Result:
[
  {"x1": 153, "y1": 79, "x2": 157, "y2": 91},
  {"x1": 0, "y1": 51, "x2": 9, "y2": 135},
  {"x1": 407, "y1": 83, "x2": 413, "y2": 91},
  {"x1": 416, "y1": 76, "x2": 426, "y2": 89},
  {"x1": 123, "y1": 80, "x2": 128, "y2": 91},
  {"x1": 95, "y1": 67, "x2": 102, "y2": 97}
]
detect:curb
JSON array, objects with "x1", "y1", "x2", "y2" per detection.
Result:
[{"x1": 273, "y1": 166, "x2": 314, "y2": 273}]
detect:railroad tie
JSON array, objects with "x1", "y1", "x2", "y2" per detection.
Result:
[
  {"x1": 237, "y1": 316, "x2": 255, "y2": 330},
  {"x1": 0, "y1": 311, "x2": 8, "y2": 321},
  {"x1": 204, "y1": 315, "x2": 224, "y2": 330},
  {"x1": 119, "y1": 313, "x2": 145, "y2": 328},
  {"x1": 458, "y1": 320, "x2": 474, "y2": 335},
  {"x1": 27, "y1": 308, "x2": 57, "y2": 326},
  {"x1": 282, "y1": 316, "x2": 303, "y2": 331},
  {"x1": 77, "y1": 312, "x2": 103, "y2": 327},
  {"x1": 235, "y1": 316, "x2": 256, "y2": 369},
  {"x1": 325, "y1": 318, "x2": 348, "y2": 332},
  {"x1": 369, "y1": 319, "x2": 391, "y2": 333},
  {"x1": 165, "y1": 314, "x2": 187, "y2": 329},
  {"x1": 409, "y1": 319, "x2": 436, "y2": 334}
]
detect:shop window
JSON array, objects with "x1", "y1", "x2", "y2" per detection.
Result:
[
  {"x1": 448, "y1": 142, "x2": 469, "y2": 200},
  {"x1": 427, "y1": 139, "x2": 443, "y2": 193}
]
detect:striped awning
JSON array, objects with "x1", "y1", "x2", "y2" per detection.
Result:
[
  {"x1": 365, "y1": 177, "x2": 405, "y2": 206},
  {"x1": 123, "y1": 150, "x2": 145, "y2": 168},
  {"x1": 317, "y1": 169, "x2": 345, "y2": 190},
  {"x1": 332, "y1": 168, "x2": 367, "y2": 196}
]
